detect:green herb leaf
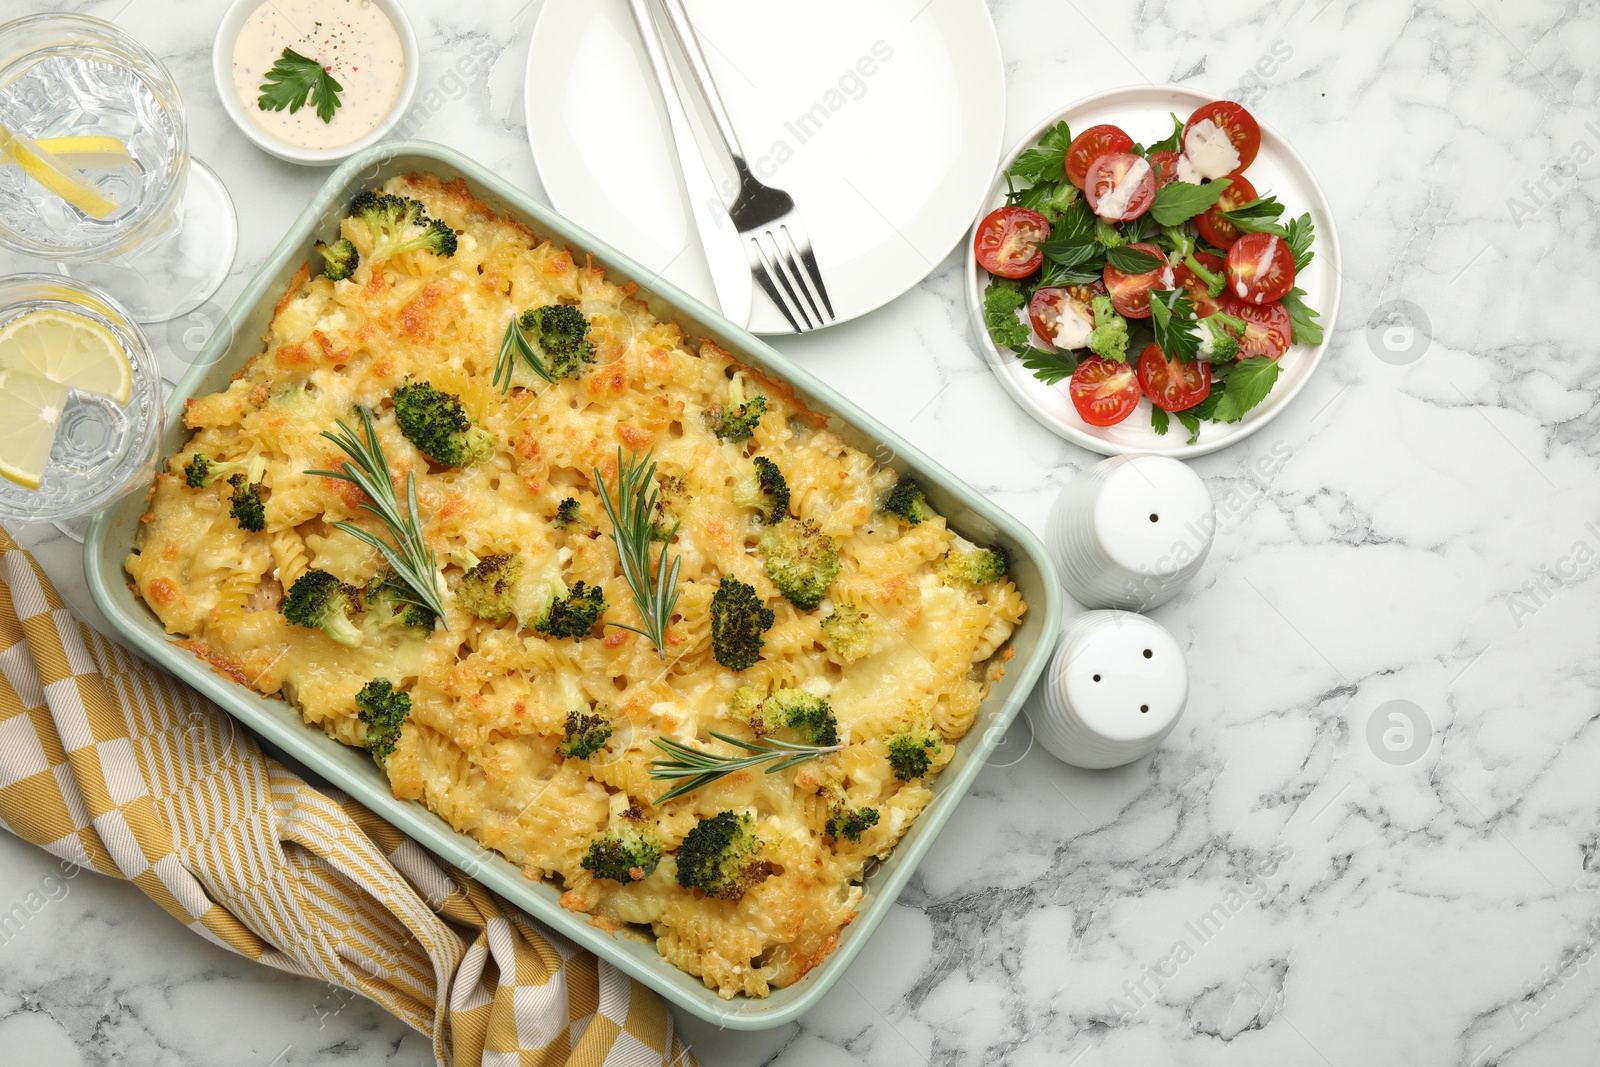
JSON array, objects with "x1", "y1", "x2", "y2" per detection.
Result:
[
  {"x1": 1052, "y1": 198, "x2": 1099, "y2": 244},
  {"x1": 1147, "y1": 289, "x2": 1201, "y2": 363},
  {"x1": 1016, "y1": 179, "x2": 1080, "y2": 223},
  {"x1": 1280, "y1": 287, "x2": 1324, "y2": 346},
  {"x1": 1008, "y1": 121, "x2": 1074, "y2": 183},
  {"x1": 1222, "y1": 195, "x2": 1288, "y2": 237},
  {"x1": 650, "y1": 731, "x2": 844, "y2": 804},
  {"x1": 983, "y1": 278, "x2": 1030, "y2": 349},
  {"x1": 1150, "y1": 178, "x2": 1232, "y2": 227},
  {"x1": 1105, "y1": 245, "x2": 1164, "y2": 274},
  {"x1": 1094, "y1": 219, "x2": 1128, "y2": 249},
  {"x1": 1151, "y1": 406, "x2": 1171, "y2": 435},
  {"x1": 1016, "y1": 345, "x2": 1079, "y2": 385},
  {"x1": 594, "y1": 450, "x2": 682, "y2": 659},
  {"x1": 1121, "y1": 213, "x2": 1158, "y2": 244},
  {"x1": 1037, "y1": 260, "x2": 1102, "y2": 288},
  {"x1": 1147, "y1": 113, "x2": 1185, "y2": 155},
  {"x1": 1210, "y1": 357, "x2": 1282, "y2": 423},
  {"x1": 1037, "y1": 235, "x2": 1104, "y2": 270},
  {"x1": 1285, "y1": 213, "x2": 1316, "y2": 271},
  {"x1": 257, "y1": 48, "x2": 343, "y2": 124}
]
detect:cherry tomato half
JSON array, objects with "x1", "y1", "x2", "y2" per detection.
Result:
[
  {"x1": 1221, "y1": 295, "x2": 1292, "y2": 359},
  {"x1": 1195, "y1": 173, "x2": 1257, "y2": 251},
  {"x1": 1069, "y1": 356, "x2": 1141, "y2": 427},
  {"x1": 1103, "y1": 242, "x2": 1175, "y2": 320},
  {"x1": 1148, "y1": 150, "x2": 1183, "y2": 189},
  {"x1": 975, "y1": 206, "x2": 1050, "y2": 279},
  {"x1": 1136, "y1": 343, "x2": 1212, "y2": 411},
  {"x1": 1084, "y1": 153, "x2": 1156, "y2": 222},
  {"x1": 1184, "y1": 100, "x2": 1262, "y2": 172},
  {"x1": 1177, "y1": 251, "x2": 1228, "y2": 318},
  {"x1": 1029, "y1": 285, "x2": 1099, "y2": 351},
  {"x1": 1226, "y1": 231, "x2": 1296, "y2": 304},
  {"x1": 1065, "y1": 124, "x2": 1135, "y2": 189}
]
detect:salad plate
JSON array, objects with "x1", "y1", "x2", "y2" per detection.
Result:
[
  {"x1": 526, "y1": 0, "x2": 1006, "y2": 334},
  {"x1": 965, "y1": 85, "x2": 1341, "y2": 458}
]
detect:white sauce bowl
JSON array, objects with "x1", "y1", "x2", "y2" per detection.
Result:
[{"x1": 211, "y1": 0, "x2": 419, "y2": 166}]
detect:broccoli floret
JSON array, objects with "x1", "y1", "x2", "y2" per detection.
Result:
[
  {"x1": 557, "y1": 705, "x2": 614, "y2": 759},
  {"x1": 727, "y1": 683, "x2": 766, "y2": 724},
  {"x1": 886, "y1": 730, "x2": 941, "y2": 781},
  {"x1": 226, "y1": 473, "x2": 265, "y2": 533},
  {"x1": 711, "y1": 377, "x2": 767, "y2": 442},
  {"x1": 581, "y1": 823, "x2": 662, "y2": 883},
  {"x1": 734, "y1": 456, "x2": 789, "y2": 525},
  {"x1": 937, "y1": 540, "x2": 1010, "y2": 586},
  {"x1": 183, "y1": 453, "x2": 247, "y2": 488},
  {"x1": 348, "y1": 192, "x2": 457, "y2": 260},
  {"x1": 710, "y1": 576, "x2": 774, "y2": 671},
  {"x1": 674, "y1": 811, "x2": 774, "y2": 900},
  {"x1": 824, "y1": 804, "x2": 880, "y2": 843},
  {"x1": 758, "y1": 518, "x2": 840, "y2": 611},
  {"x1": 649, "y1": 474, "x2": 688, "y2": 542},
  {"x1": 355, "y1": 678, "x2": 411, "y2": 762},
  {"x1": 315, "y1": 237, "x2": 360, "y2": 280},
  {"x1": 280, "y1": 570, "x2": 364, "y2": 647},
  {"x1": 983, "y1": 278, "x2": 1029, "y2": 349},
  {"x1": 392, "y1": 380, "x2": 494, "y2": 467},
  {"x1": 456, "y1": 552, "x2": 522, "y2": 623},
  {"x1": 1199, "y1": 312, "x2": 1245, "y2": 363},
  {"x1": 535, "y1": 580, "x2": 605, "y2": 639},
  {"x1": 881, "y1": 475, "x2": 928, "y2": 524},
  {"x1": 1185, "y1": 253, "x2": 1228, "y2": 299},
  {"x1": 748, "y1": 688, "x2": 838, "y2": 746},
  {"x1": 820, "y1": 603, "x2": 877, "y2": 665},
  {"x1": 518, "y1": 304, "x2": 595, "y2": 379},
  {"x1": 1088, "y1": 295, "x2": 1129, "y2": 362},
  {"x1": 554, "y1": 497, "x2": 583, "y2": 527},
  {"x1": 368, "y1": 570, "x2": 436, "y2": 632}
]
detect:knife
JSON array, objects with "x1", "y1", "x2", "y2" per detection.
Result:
[{"x1": 624, "y1": 0, "x2": 753, "y2": 328}]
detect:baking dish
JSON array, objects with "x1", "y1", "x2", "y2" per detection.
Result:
[{"x1": 83, "y1": 140, "x2": 1062, "y2": 1029}]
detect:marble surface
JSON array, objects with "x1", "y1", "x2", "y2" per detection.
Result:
[{"x1": 4, "y1": 0, "x2": 1599, "y2": 1064}]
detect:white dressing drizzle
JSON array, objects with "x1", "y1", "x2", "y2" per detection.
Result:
[
  {"x1": 1094, "y1": 157, "x2": 1151, "y2": 220},
  {"x1": 1183, "y1": 119, "x2": 1241, "y2": 180}
]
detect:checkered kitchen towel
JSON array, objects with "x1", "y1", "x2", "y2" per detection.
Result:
[{"x1": 0, "y1": 529, "x2": 694, "y2": 1067}]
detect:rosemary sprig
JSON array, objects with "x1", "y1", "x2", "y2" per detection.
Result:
[
  {"x1": 305, "y1": 408, "x2": 449, "y2": 628},
  {"x1": 493, "y1": 314, "x2": 554, "y2": 394},
  {"x1": 593, "y1": 448, "x2": 681, "y2": 658},
  {"x1": 650, "y1": 731, "x2": 844, "y2": 803}
]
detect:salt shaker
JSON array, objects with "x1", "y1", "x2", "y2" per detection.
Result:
[
  {"x1": 1033, "y1": 610, "x2": 1188, "y2": 769},
  {"x1": 1047, "y1": 454, "x2": 1214, "y2": 611}
]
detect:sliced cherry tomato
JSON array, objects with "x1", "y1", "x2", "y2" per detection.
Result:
[
  {"x1": 1102, "y1": 242, "x2": 1175, "y2": 320},
  {"x1": 1135, "y1": 343, "x2": 1211, "y2": 411},
  {"x1": 1184, "y1": 100, "x2": 1261, "y2": 172},
  {"x1": 1177, "y1": 251, "x2": 1227, "y2": 318},
  {"x1": 1068, "y1": 356, "x2": 1141, "y2": 427},
  {"x1": 1195, "y1": 173, "x2": 1257, "y2": 251},
  {"x1": 1221, "y1": 295, "x2": 1292, "y2": 359},
  {"x1": 1029, "y1": 285, "x2": 1099, "y2": 351},
  {"x1": 975, "y1": 206, "x2": 1050, "y2": 279},
  {"x1": 1147, "y1": 150, "x2": 1183, "y2": 188},
  {"x1": 1226, "y1": 231, "x2": 1296, "y2": 304},
  {"x1": 1084, "y1": 153, "x2": 1156, "y2": 222},
  {"x1": 1065, "y1": 124, "x2": 1135, "y2": 189}
]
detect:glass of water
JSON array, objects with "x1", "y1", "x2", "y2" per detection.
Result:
[
  {"x1": 0, "y1": 13, "x2": 236, "y2": 323},
  {"x1": 0, "y1": 274, "x2": 163, "y2": 529}
]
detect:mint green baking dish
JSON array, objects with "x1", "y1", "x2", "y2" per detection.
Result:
[{"x1": 83, "y1": 140, "x2": 1062, "y2": 1029}]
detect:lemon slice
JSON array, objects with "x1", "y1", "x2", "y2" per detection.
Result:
[
  {"x1": 0, "y1": 123, "x2": 119, "y2": 220},
  {"x1": 18, "y1": 136, "x2": 133, "y2": 169},
  {"x1": 0, "y1": 368, "x2": 70, "y2": 490},
  {"x1": 0, "y1": 309, "x2": 132, "y2": 405}
]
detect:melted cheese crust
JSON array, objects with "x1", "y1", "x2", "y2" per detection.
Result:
[{"x1": 126, "y1": 173, "x2": 1026, "y2": 998}]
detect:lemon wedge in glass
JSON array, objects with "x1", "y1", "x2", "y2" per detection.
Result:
[
  {"x1": 12, "y1": 135, "x2": 133, "y2": 169},
  {"x1": 0, "y1": 308, "x2": 132, "y2": 405},
  {"x1": 0, "y1": 368, "x2": 71, "y2": 489},
  {"x1": 0, "y1": 123, "x2": 119, "y2": 220}
]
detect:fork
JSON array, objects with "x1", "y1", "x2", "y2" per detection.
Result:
[{"x1": 654, "y1": 0, "x2": 836, "y2": 332}]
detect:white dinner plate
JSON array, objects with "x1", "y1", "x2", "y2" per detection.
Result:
[
  {"x1": 526, "y1": 0, "x2": 1006, "y2": 334},
  {"x1": 965, "y1": 86, "x2": 1342, "y2": 458}
]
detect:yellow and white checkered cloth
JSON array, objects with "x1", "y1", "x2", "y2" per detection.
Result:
[{"x1": 0, "y1": 529, "x2": 694, "y2": 1067}]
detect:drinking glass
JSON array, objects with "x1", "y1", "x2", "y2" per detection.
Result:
[
  {"x1": 0, "y1": 274, "x2": 163, "y2": 532},
  {"x1": 0, "y1": 13, "x2": 236, "y2": 323}
]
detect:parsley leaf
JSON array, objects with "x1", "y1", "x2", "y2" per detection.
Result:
[
  {"x1": 1210, "y1": 356, "x2": 1282, "y2": 423},
  {"x1": 1052, "y1": 198, "x2": 1098, "y2": 244},
  {"x1": 1150, "y1": 178, "x2": 1232, "y2": 227},
  {"x1": 1009, "y1": 121, "x2": 1074, "y2": 183},
  {"x1": 1285, "y1": 213, "x2": 1316, "y2": 270},
  {"x1": 1104, "y1": 245, "x2": 1164, "y2": 273},
  {"x1": 1147, "y1": 113, "x2": 1185, "y2": 155},
  {"x1": 1122, "y1": 213, "x2": 1158, "y2": 244},
  {"x1": 1280, "y1": 287, "x2": 1324, "y2": 345},
  {"x1": 983, "y1": 278, "x2": 1029, "y2": 349},
  {"x1": 1175, "y1": 408, "x2": 1202, "y2": 443},
  {"x1": 1016, "y1": 345, "x2": 1079, "y2": 385},
  {"x1": 1016, "y1": 179, "x2": 1080, "y2": 224},
  {"x1": 1150, "y1": 405, "x2": 1171, "y2": 435},
  {"x1": 1147, "y1": 289, "x2": 1201, "y2": 363},
  {"x1": 258, "y1": 48, "x2": 344, "y2": 124},
  {"x1": 1221, "y1": 195, "x2": 1288, "y2": 237}
]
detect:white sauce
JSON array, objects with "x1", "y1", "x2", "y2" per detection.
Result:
[
  {"x1": 1052, "y1": 304, "x2": 1094, "y2": 350},
  {"x1": 1183, "y1": 119, "x2": 1241, "y2": 180},
  {"x1": 232, "y1": 0, "x2": 405, "y2": 151},
  {"x1": 1237, "y1": 235, "x2": 1281, "y2": 302},
  {"x1": 1094, "y1": 156, "x2": 1151, "y2": 220},
  {"x1": 1175, "y1": 154, "x2": 1202, "y2": 184}
]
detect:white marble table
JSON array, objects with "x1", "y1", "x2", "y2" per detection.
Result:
[{"x1": 5, "y1": 0, "x2": 1599, "y2": 1064}]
